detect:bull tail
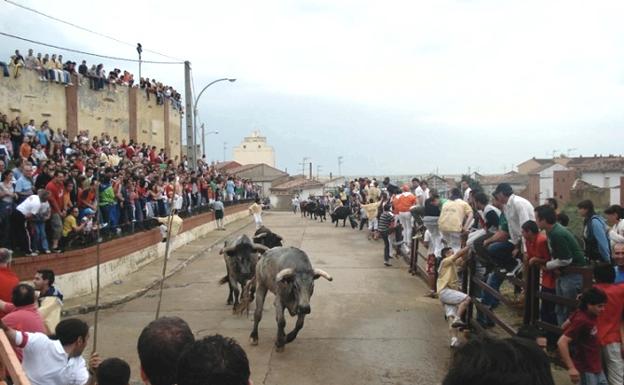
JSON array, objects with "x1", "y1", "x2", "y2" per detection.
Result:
[{"x1": 218, "y1": 275, "x2": 229, "y2": 285}]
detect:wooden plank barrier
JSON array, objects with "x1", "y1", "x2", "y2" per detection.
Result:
[{"x1": 0, "y1": 330, "x2": 30, "y2": 385}]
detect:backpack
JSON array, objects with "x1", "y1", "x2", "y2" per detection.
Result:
[{"x1": 584, "y1": 215, "x2": 610, "y2": 261}]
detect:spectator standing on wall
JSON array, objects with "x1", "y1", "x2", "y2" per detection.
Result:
[
  {"x1": 13, "y1": 190, "x2": 50, "y2": 256},
  {"x1": 578, "y1": 200, "x2": 611, "y2": 264},
  {"x1": 46, "y1": 170, "x2": 66, "y2": 253},
  {"x1": 0, "y1": 170, "x2": 15, "y2": 248}
]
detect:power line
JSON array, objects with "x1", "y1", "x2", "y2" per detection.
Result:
[
  {"x1": 0, "y1": 31, "x2": 183, "y2": 64},
  {"x1": 4, "y1": 0, "x2": 183, "y2": 61}
]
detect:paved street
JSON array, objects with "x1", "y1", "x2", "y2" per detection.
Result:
[{"x1": 79, "y1": 211, "x2": 450, "y2": 385}]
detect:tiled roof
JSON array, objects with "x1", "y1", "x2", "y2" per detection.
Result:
[
  {"x1": 271, "y1": 178, "x2": 324, "y2": 191},
  {"x1": 566, "y1": 156, "x2": 624, "y2": 172},
  {"x1": 479, "y1": 171, "x2": 529, "y2": 185}
]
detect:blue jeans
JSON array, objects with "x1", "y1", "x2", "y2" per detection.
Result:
[
  {"x1": 33, "y1": 221, "x2": 49, "y2": 251},
  {"x1": 477, "y1": 271, "x2": 504, "y2": 324},
  {"x1": 487, "y1": 241, "x2": 515, "y2": 271},
  {"x1": 556, "y1": 272, "x2": 583, "y2": 325},
  {"x1": 581, "y1": 371, "x2": 607, "y2": 385}
]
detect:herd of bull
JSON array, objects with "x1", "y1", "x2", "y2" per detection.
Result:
[
  {"x1": 300, "y1": 200, "x2": 357, "y2": 228},
  {"x1": 218, "y1": 226, "x2": 333, "y2": 352}
]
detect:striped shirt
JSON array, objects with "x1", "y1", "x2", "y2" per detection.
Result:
[{"x1": 378, "y1": 211, "x2": 394, "y2": 234}]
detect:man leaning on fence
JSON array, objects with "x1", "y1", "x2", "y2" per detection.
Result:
[{"x1": 534, "y1": 205, "x2": 588, "y2": 325}]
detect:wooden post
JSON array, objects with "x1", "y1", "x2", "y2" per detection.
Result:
[{"x1": 0, "y1": 331, "x2": 31, "y2": 385}]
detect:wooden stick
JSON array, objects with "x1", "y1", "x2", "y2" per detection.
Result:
[
  {"x1": 92, "y1": 182, "x2": 102, "y2": 354},
  {"x1": 155, "y1": 187, "x2": 178, "y2": 320},
  {"x1": 0, "y1": 331, "x2": 31, "y2": 385}
]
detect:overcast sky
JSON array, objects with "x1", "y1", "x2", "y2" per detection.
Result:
[{"x1": 2, "y1": 0, "x2": 624, "y2": 176}]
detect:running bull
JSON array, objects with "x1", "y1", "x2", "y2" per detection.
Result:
[
  {"x1": 218, "y1": 234, "x2": 268, "y2": 312},
  {"x1": 249, "y1": 246, "x2": 332, "y2": 352},
  {"x1": 252, "y1": 226, "x2": 284, "y2": 249}
]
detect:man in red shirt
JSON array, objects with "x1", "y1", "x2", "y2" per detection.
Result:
[
  {"x1": 1, "y1": 284, "x2": 46, "y2": 360},
  {"x1": 523, "y1": 220, "x2": 557, "y2": 345},
  {"x1": 45, "y1": 170, "x2": 65, "y2": 252},
  {"x1": 593, "y1": 264, "x2": 624, "y2": 385},
  {"x1": 0, "y1": 248, "x2": 19, "y2": 317},
  {"x1": 558, "y1": 287, "x2": 608, "y2": 385}
]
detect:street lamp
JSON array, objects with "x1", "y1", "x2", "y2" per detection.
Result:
[
  {"x1": 193, "y1": 78, "x2": 236, "y2": 160},
  {"x1": 198, "y1": 124, "x2": 219, "y2": 157}
]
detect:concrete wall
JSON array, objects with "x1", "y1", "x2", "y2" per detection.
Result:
[
  {"x1": 54, "y1": 208, "x2": 250, "y2": 299},
  {"x1": 77, "y1": 84, "x2": 129, "y2": 140},
  {"x1": 1, "y1": 68, "x2": 181, "y2": 158},
  {"x1": 0, "y1": 70, "x2": 67, "y2": 130}
]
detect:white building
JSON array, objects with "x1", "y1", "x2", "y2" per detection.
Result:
[
  {"x1": 533, "y1": 163, "x2": 570, "y2": 204},
  {"x1": 233, "y1": 131, "x2": 276, "y2": 167}
]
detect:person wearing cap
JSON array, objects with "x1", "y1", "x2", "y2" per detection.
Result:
[
  {"x1": 492, "y1": 183, "x2": 535, "y2": 277},
  {"x1": 392, "y1": 184, "x2": 417, "y2": 253}
]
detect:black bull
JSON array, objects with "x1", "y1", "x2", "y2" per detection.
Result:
[
  {"x1": 249, "y1": 247, "x2": 332, "y2": 352},
  {"x1": 252, "y1": 226, "x2": 283, "y2": 248},
  {"x1": 218, "y1": 234, "x2": 268, "y2": 312}
]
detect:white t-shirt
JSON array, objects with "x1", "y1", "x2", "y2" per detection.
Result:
[
  {"x1": 15, "y1": 332, "x2": 89, "y2": 385},
  {"x1": 463, "y1": 187, "x2": 472, "y2": 202},
  {"x1": 504, "y1": 194, "x2": 535, "y2": 244},
  {"x1": 414, "y1": 186, "x2": 424, "y2": 205},
  {"x1": 424, "y1": 228, "x2": 444, "y2": 258},
  {"x1": 17, "y1": 194, "x2": 42, "y2": 216}
]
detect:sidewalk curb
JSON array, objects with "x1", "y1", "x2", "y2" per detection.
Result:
[{"x1": 62, "y1": 217, "x2": 257, "y2": 317}]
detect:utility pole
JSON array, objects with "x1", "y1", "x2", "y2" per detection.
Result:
[
  {"x1": 338, "y1": 156, "x2": 343, "y2": 177},
  {"x1": 201, "y1": 123, "x2": 205, "y2": 157},
  {"x1": 184, "y1": 61, "x2": 196, "y2": 169},
  {"x1": 223, "y1": 142, "x2": 227, "y2": 162},
  {"x1": 300, "y1": 157, "x2": 310, "y2": 178},
  {"x1": 136, "y1": 43, "x2": 142, "y2": 84},
  {"x1": 309, "y1": 162, "x2": 312, "y2": 179}
]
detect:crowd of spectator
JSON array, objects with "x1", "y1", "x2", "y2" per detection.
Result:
[
  {"x1": 298, "y1": 176, "x2": 624, "y2": 385},
  {"x1": 1, "y1": 49, "x2": 183, "y2": 112},
  {"x1": 0, "y1": 111, "x2": 260, "y2": 255}
]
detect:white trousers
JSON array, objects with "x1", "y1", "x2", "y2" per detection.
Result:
[
  {"x1": 398, "y1": 211, "x2": 412, "y2": 248},
  {"x1": 253, "y1": 213, "x2": 262, "y2": 229}
]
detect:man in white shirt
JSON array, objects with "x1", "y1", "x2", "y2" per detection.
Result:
[
  {"x1": 13, "y1": 189, "x2": 50, "y2": 256},
  {"x1": 461, "y1": 180, "x2": 472, "y2": 202},
  {"x1": 0, "y1": 318, "x2": 99, "y2": 385},
  {"x1": 492, "y1": 183, "x2": 535, "y2": 276}
]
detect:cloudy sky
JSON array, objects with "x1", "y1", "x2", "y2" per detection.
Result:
[{"x1": 2, "y1": 0, "x2": 624, "y2": 176}]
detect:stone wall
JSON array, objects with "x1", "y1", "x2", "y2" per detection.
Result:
[{"x1": 0, "y1": 69, "x2": 181, "y2": 158}]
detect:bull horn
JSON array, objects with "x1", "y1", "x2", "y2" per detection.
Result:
[
  {"x1": 313, "y1": 269, "x2": 333, "y2": 281},
  {"x1": 220, "y1": 245, "x2": 235, "y2": 255},
  {"x1": 252, "y1": 243, "x2": 269, "y2": 253},
  {"x1": 253, "y1": 233, "x2": 268, "y2": 239},
  {"x1": 276, "y1": 268, "x2": 295, "y2": 283}
]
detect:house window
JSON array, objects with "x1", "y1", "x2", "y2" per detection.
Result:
[
  {"x1": 243, "y1": 145, "x2": 246, "y2": 149},
  {"x1": 604, "y1": 176, "x2": 610, "y2": 187},
  {"x1": 258, "y1": 145, "x2": 261, "y2": 149}
]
